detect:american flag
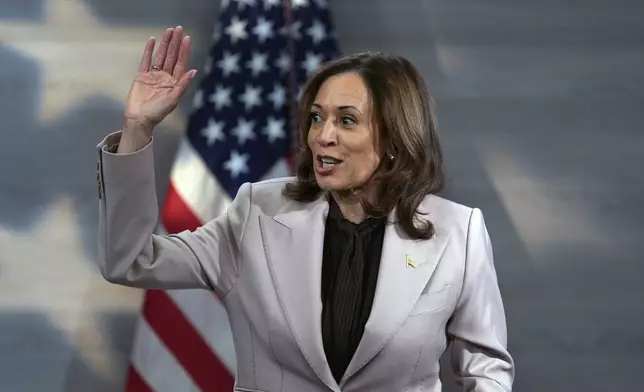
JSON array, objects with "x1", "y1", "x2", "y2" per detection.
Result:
[{"x1": 124, "y1": 0, "x2": 339, "y2": 391}]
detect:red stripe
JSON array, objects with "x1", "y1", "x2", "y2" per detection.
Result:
[
  {"x1": 161, "y1": 181, "x2": 203, "y2": 233},
  {"x1": 143, "y1": 290, "x2": 235, "y2": 392},
  {"x1": 125, "y1": 366, "x2": 154, "y2": 392}
]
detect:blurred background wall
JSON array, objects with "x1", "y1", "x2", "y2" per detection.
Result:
[{"x1": 1, "y1": 0, "x2": 643, "y2": 391}]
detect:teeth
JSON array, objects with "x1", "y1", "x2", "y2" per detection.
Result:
[{"x1": 320, "y1": 157, "x2": 340, "y2": 164}]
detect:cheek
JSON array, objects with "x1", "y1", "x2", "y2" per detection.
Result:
[{"x1": 347, "y1": 149, "x2": 381, "y2": 178}]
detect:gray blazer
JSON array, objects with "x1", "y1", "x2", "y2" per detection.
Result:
[{"x1": 96, "y1": 131, "x2": 514, "y2": 392}]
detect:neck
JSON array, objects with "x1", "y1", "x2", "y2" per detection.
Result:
[{"x1": 330, "y1": 188, "x2": 374, "y2": 224}]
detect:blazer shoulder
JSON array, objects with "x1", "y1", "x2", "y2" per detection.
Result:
[
  {"x1": 420, "y1": 194, "x2": 477, "y2": 234},
  {"x1": 244, "y1": 176, "x2": 297, "y2": 215}
]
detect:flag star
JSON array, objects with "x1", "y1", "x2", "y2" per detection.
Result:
[
  {"x1": 202, "y1": 118, "x2": 226, "y2": 146},
  {"x1": 209, "y1": 85, "x2": 233, "y2": 110},
  {"x1": 263, "y1": 0, "x2": 280, "y2": 8},
  {"x1": 252, "y1": 17, "x2": 274, "y2": 43},
  {"x1": 292, "y1": 0, "x2": 309, "y2": 7},
  {"x1": 193, "y1": 89, "x2": 204, "y2": 109},
  {"x1": 232, "y1": 118, "x2": 256, "y2": 145},
  {"x1": 268, "y1": 85, "x2": 286, "y2": 109},
  {"x1": 280, "y1": 21, "x2": 302, "y2": 40},
  {"x1": 276, "y1": 52, "x2": 291, "y2": 74},
  {"x1": 307, "y1": 20, "x2": 327, "y2": 44},
  {"x1": 0, "y1": 197, "x2": 142, "y2": 376},
  {"x1": 302, "y1": 52, "x2": 323, "y2": 75},
  {"x1": 223, "y1": 150, "x2": 250, "y2": 178},
  {"x1": 240, "y1": 85, "x2": 263, "y2": 111},
  {"x1": 0, "y1": 0, "x2": 163, "y2": 124},
  {"x1": 225, "y1": 16, "x2": 248, "y2": 43},
  {"x1": 263, "y1": 117, "x2": 286, "y2": 143},
  {"x1": 217, "y1": 51, "x2": 241, "y2": 76},
  {"x1": 247, "y1": 52, "x2": 268, "y2": 77},
  {"x1": 234, "y1": 0, "x2": 256, "y2": 10}
]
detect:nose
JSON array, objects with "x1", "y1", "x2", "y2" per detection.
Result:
[{"x1": 316, "y1": 119, "x2": 337, "y2": 146}]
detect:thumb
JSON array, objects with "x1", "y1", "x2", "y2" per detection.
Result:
[{"x1": 172, "y1": 69, "x2": 197, "y2": 99}]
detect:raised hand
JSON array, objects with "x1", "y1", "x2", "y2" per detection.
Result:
[{"x1": 120, "y1": 26, "x2": 197, "y2": 152}]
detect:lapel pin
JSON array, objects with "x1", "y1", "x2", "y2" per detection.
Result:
[{"x1": 406, "y1": 254, "x2": 417, "y2": 268}]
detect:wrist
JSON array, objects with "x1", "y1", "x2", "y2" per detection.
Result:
[{"x1": 118, "y1": 121, "x2": 153, "y2": 153}]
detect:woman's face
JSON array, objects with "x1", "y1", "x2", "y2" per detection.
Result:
[{"x1": 307, "y1": 72, "x2": 382, "y2": 193}]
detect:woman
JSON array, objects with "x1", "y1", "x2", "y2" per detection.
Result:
[{"x1": 97, "y1": 26, "x2": 514, "y2": 391}]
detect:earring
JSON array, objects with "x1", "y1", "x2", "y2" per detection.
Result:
[{"x1": 388, "y1": 153, "x2": 394, "y2": 160}]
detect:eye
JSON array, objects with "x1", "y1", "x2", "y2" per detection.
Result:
[
  {"x1": 340, "y1": 116, "x2": 356, "y2": 126},
  {"x1": 309, "y1": 112, "x2": 322, "y2": 123}
]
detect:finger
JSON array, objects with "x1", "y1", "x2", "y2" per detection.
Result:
[
  {"x1": 138, "y1": 37, "x2": 156, "y2": 73},
  {"x1": 172, "y1": 35, "x2": 191, "y2": 79},
  {"x1": 163, "y1": 26, "x2": 184, "y2": 74},
  {"x1": 152, "y1": 28, "x2": 174, "y2": 70},
  {"x1": 171, "y1": 69, "x2": 198, "y2": 100}
]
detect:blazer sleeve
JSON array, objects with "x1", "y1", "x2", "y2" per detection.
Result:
[
  {"x1": 96, "y1": 131, "x2": 250, "y2": 297},
  {"x1": 446, "y1": 208, "x2": 515, "y2": 391}
]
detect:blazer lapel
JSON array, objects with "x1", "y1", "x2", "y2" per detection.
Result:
[
  {"x1": 258, "y1": 195, "x2": 338, "y2": 391},
  {"x1": 341, "y1": 214, "x2": 452, "y2": 383}
]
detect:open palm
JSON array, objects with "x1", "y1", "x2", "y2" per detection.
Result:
[{"x1": 124, "y1": 26, "x2": 197, "y2": 130}]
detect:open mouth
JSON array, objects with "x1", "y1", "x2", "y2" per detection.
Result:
[{"x1": 316, "y1": 155, "x2": 343, "y2": 173}]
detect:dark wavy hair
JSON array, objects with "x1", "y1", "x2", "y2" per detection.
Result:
[{"x1": 283, "y1": 52, "x2": 444, "y2": 240}]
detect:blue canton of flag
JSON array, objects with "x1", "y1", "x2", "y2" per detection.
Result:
[{"x1": 185, "y1": 0, "x2": 340, "y2": 199}]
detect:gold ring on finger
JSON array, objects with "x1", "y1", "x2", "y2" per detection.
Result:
[{"x1": 151, "y1": 65, "x2": 162, "y2": 71}]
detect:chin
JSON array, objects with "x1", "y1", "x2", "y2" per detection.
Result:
[{"x1": 314, "y1": 175, "x2": 348, "y2": 191}]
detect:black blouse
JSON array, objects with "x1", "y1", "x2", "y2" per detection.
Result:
[{"x1": 320, "y1": 198, "x2": 387, "y2": 383}]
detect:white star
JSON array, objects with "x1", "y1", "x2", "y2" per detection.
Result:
[
  {"x1": 202, "y1": 118, "x2": 226, "y2": 146},
  {"x1": 224, "y1": 150, "x2": 250, "y2": 178},
  {"x1": 0, "y1": 197, "x2": 141, "y2": 380},
  {"x1": 193, "y1": 89, "x2": 204, "y2": 109},
  {"x1": 209, "y1": 85, "x2": 233, "y2": 110},
  {"x1": 234, "y1": 0, "x2": 256, "y2": 10},
  {"x1": 252, "y1": 17, "x2": 274, "y2": 43},
  {"x1": 263, "y1": 0, "x2": 281, "y2": 8},
  {"x1": 280, "y1": 21, "x2": 302, "y2": 40},
  {"x1": 240, "y1": 85, "x2": 263, "y2": 111},
  {"x1": 232, "y1": 118, "x2": 256, "y2": 145},
  {"x1": 263, "y1": 117, "x2": 286, "y2": 143},
  {"x1": 276, "y1": 52, "x2": 292, "y2": 74},
  {"x1": 225, "y1": 17, "x2": 248, "y2": 43},
  {"x1": 268, "y1": 85, "x2": 286, "y2": 109},
  {"x1": 307, "y1": 20, "x2": 327, "y2": 44},
  {"x1": 292, "y1": 0, "x2": 309, "y2": 8},
  {"x1": 217, "y1": 51, "x2": 241, "y2": 77},
  {"x1": 0, "y1": 0, "x2": 167, "y2": 124},
  {"x1": 247, "y1": 52, "x2": 269, "y2": 77},
  {"x1": 302, "y1": 52, "x2": 323, "y2": 75}
]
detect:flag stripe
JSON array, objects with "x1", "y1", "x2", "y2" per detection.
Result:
[
  {"x1": 129, "y1": 317, "x2": 199, "y2": 392},
  {"x1": 125, "y1": 367, "x2": 154, "y2": 392},
  {"x1": 168, "y1": 289, "x2": 237, "y2": 374},
  {"x1": 142, "y1": 290, "x2": 235, "y2": 392},
  {"x1": 161, "y1": 182, "x2": 204, "y2": 234},
  {"x1": 168, "y1": 139, "x2": 232, "y2": 224}
]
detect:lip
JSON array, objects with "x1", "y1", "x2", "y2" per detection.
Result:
[{"x1": 314, "y1": 154, "x2": 343, "y2": 175}]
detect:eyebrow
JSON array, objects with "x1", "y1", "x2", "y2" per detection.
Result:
[{"x1": 311, "y1": 103, "x2": 360, "y2": 113}]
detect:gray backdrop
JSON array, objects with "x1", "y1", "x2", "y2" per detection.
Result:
[{"x1": 1, "y1": 0, "x2": 643, "y2": 391}]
